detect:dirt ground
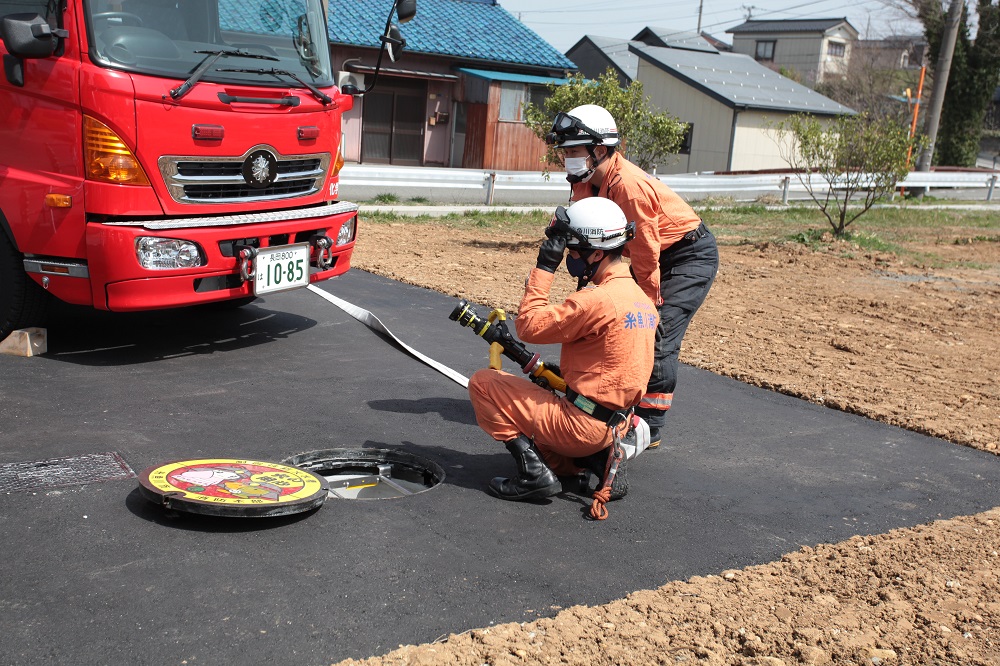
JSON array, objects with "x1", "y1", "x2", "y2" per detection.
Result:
[{"x1": 336, "y1": 209, "x2": 1000, "y2": 666}]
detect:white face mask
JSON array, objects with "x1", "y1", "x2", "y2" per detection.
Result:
[{"x1": 564, "y1": 156, "x2": 594, "y2": 182}]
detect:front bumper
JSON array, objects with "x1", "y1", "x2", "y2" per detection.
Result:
[{"x1": 87, "y1": 202, "x2": 358, "y2": 311}]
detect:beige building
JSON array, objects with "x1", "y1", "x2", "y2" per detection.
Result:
[
  {"x1": 630, "y1": 44, "x2": 853, "y2": 173},
  {"x1": 725, "y1": 18, "x2": 859, "y2": 85},
  {"x1": 567, "y1": 30, "x2": 854, "y2": 174}
]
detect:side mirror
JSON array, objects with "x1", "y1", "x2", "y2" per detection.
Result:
[
  {"x1": 396, "y1": 0, "x2": 416, "y2": 24},
  {"x1": 383, "y1": 24, "x2": 405, "y2": 63},
  {"x1": 340, "y1": 84, "x2": 360, "y2": 96},
  {"x1": 0, "y1": 14, "x2": 61, "y2": 59}
]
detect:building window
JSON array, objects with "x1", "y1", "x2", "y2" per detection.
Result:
[
  {"x1": 828, "y1": 42, "x2": 846, "y2": 58},
  {"x1": 498, "y1": 82, "x2": 524, "y2": 121},
  {"x1": 679, "y1": 123, "x2": 693, "y2": 155},
  {"x1": 499, "y1": 82, "x2": 549, "y2": 123},
  {"x1": 527, "y1": 85, "x2": 548, "y2": 112},
  {"x1": 755, "y1": 40, "x2": 775, "y2": 61}
]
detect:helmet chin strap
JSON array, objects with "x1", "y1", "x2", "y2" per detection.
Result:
[
  {"x1": 573, "y1": 249, "x2": 601, "y2": 290},
  {"x1": 565, "y1": 146, "x2": 608, "y2": 185}
]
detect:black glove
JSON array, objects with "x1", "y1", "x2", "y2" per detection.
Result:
[{"x1": 536, "y1": 235, "x2": 567, "y2": 273}]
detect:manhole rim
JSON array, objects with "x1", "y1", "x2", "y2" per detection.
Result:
[{"x1": 282, "y1": 447, "x2": 445, "y2": 500}]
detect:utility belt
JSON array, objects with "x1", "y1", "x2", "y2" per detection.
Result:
[
  {"x1": 566, "y1": 387, "x2": 631, "y2": 429},
  {"x1": 664, "y1": 221, "x2": 710, "y2": 252}
]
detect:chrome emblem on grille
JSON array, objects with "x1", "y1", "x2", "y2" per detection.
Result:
[
  {"x1": 252, "y1": 155, "x2": 270, "y2": 182},
  {"x1": 241, "y1": 149, "x2": 279, "y2": 189}
]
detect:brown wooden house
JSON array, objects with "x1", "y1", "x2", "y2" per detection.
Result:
[{"x1": 327, "y1": 0, "x2": 576, "y2": 170}]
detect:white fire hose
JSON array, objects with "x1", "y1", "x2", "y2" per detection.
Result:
[{"x1": 308, "y1": 285, "x2": 469, "y2": 388}]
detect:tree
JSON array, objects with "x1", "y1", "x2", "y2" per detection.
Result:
[
  {"x1": 771, "y1": 113, "x2": 925, "y2": 235},
  {"x1": 814, "y1": 39, "x2": 924, "y2": 123},
  {"x1": 885, "y1": 0, "x2": 1000, "y2": 166},
  {"x1": 522, "y1": 69, "x2": 687, "y2": 172}
]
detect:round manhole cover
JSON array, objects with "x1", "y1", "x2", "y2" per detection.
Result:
[
  {"x1": 283, "y1": 448, "x2": 445, "y2": 500},
  {"x1": 138, "y1": 458, "x2": 328, "y2": 517}
]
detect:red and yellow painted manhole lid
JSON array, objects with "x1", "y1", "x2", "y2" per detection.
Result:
[{"x1": 138, "y1": 458, "x2": 328, "y2": 517}]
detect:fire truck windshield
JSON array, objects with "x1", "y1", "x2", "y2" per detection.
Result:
[{"x1": 85, "y1": 0, "x2": 334, "y2": 88}]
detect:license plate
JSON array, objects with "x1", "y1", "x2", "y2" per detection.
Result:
[{"x1": 253, "y1": 243, "x2": 310, "y2": 296}]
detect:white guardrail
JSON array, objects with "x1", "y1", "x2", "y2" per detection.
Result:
[{"x1": 339, "y1": 164, "x2": 1000, "y2": 205}]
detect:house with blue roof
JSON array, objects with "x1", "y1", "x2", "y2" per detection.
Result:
[
  {"x1": 567, "y1": 27, "x2": 853, "y2": 174},
  {"x1": 326, "y1": 0, "x2": 575, "y2": 169}
]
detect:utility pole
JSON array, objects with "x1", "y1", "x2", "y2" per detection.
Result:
[
  {"x1": 916, "y1": 0, "x2": 964, "y2": 175},
  {"x1": 697, "y1": 0, "x2": 704, "y2": 33}
]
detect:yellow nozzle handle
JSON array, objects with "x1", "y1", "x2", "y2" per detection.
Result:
[
  {"x1": 489, "y1": 342, "x2": 503, "y2": 370},
  {"x1": 532, "y1": 364, "x2": 567, "y2": 393}
]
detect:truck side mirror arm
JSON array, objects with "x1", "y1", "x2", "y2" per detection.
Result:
[
  {"x1": 1, "y1": 14, "x2": 65, "y2": 59},
  {"x1": 348, "y1": 0, "x2": 415, "y2": 96},
  {"x1": 1, "y1": 13, "x2": 66, "y2": 87}
]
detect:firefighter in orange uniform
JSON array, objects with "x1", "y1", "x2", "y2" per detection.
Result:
[
  {"x1": 547, "y1": 104, "x2": 719, "y2": 450},
  {"x1": 468, "y1": 198, "x2": 656, "y2": 502}
]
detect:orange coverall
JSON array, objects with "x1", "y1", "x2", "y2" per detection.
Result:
[
  {"x1": 468, "y1": 262, "x2": 656, "y2": 476},
  {"x1": 571, "y1": 151, "x2": 702, "y2": 305},
  {"x1": 571, "y1": 151, "x2": 718, "y2": 426}
]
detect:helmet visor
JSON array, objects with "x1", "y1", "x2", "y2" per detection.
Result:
[
  {"x1": 545, "y1": 206, "x2": 589, "y2": 246},
  {"x1": 545, "y1": 112, "x2": 605, "y2": 146}
]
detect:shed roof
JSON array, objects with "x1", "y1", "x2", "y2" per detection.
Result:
[
  {"x1": 629, "y1": 43, "x2": 854, "y2": 116},
  {"x1": 456, "y1": 67, "x2": 569, "y2": 85},
  {"x1": 568, "y1": 35, "x2": 639, "y2": 80},
  {"x1": 325, "y1": 0, "x2": 575, "y2": 71},
  {"x1": 632, "y1": 27, "x2": 718, "y2": 53},
  {"x1": 726, "y1": 18, "x2": 856, "y2": 35}
]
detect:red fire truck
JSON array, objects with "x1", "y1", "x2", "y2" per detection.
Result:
[{"x1": 0, "y1": 0, "x2": 413, "y2": 339}]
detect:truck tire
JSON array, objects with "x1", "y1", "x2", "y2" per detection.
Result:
[{"x1": 0, "y1": 230, "x2": 49, "y2": 340}]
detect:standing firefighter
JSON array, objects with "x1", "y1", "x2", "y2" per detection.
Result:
[
  {"x1": 468, "y1": 198, "x2": 656, "y2": 516},
  {"x1": 546, "y1": 104, "x2": 719, "y2": 449}
]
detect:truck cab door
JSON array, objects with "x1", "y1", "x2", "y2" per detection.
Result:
[{"x1": 0, "y1": 4, "x2": 85, "y2": 258}]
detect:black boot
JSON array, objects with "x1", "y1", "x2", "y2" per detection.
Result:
[
  {"x1": 572, "y1": 444, "x2": 628, "y2": 501},
  {"x1": 489, "y1": 435, "x2": 562, "y2": 501}
]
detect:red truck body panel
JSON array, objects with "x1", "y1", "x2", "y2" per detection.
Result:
[{"x1": 1, "y1": 0, "x2": 360, "y2": 314}]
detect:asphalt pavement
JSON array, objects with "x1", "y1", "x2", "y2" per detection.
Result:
[{"x1": 2, "y1": 269, "x2": 1000, "y2": 665}]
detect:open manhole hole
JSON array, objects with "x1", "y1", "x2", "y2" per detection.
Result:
[{"x1": 283, "y1": 448, "x2": 445, "y2": 500}]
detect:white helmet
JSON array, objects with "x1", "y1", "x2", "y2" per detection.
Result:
[
  {"x1": 546, "y1": 104, "x2": 620, "y2": 148},
  {"x1": 546, "y1": 198, "x2": 635, "y2": 251}
]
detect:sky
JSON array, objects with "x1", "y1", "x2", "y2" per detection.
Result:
[{"x1": 495, "y1": 0, "x2": 925, "y2": 54}]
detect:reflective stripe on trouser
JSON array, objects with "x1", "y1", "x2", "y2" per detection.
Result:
[
  {"x1": 468, "y1": 368, "x2": 614, "y2": 476},
  {"x1": 637, "y1": 228, "x2": 719, "y2": 431},
  {"x1": 638, "y1": 392, "x2": 672, "y2": 411}
]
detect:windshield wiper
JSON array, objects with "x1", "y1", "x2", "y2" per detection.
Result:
[
  {"x1": 169, "y1": 49, "x2": 279, "y2": 101},
  {"x1": 216, "y1": 67, "x2": 333, "y2": 105}
]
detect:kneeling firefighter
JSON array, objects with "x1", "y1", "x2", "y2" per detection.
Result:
[{"x1": 468, "y1": 197, "x2": 657, "y2": 515}]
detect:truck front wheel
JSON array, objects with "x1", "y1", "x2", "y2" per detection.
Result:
[{"x1": 0, "y1": 230, "x2": 49, "y2": 340}]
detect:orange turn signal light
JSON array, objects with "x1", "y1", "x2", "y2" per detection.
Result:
[
  {"x1": 84, "y1": 116, "x2": 151, "y2": 186},
  {"x1": 44, "y1": 194, "x2": 72, "y2": 208}
]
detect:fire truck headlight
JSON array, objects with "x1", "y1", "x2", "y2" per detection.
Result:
[
  {"x1": 336, "y1": 215, "x2": 356, "y2": 246},
  {"x1": 135, "y1": 237, "x2": 205, "y2": 270}
]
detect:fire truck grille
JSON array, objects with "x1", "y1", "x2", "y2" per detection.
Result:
[
  {"x1": 159, "y1": 148, "x2": 330, "y2": 204},
  {"x1": 183, "y1": 178, "x2": 316, "y2": 200},
  {"x1": 176, "y1": 158, "x2": 322, "y2": 178}
]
